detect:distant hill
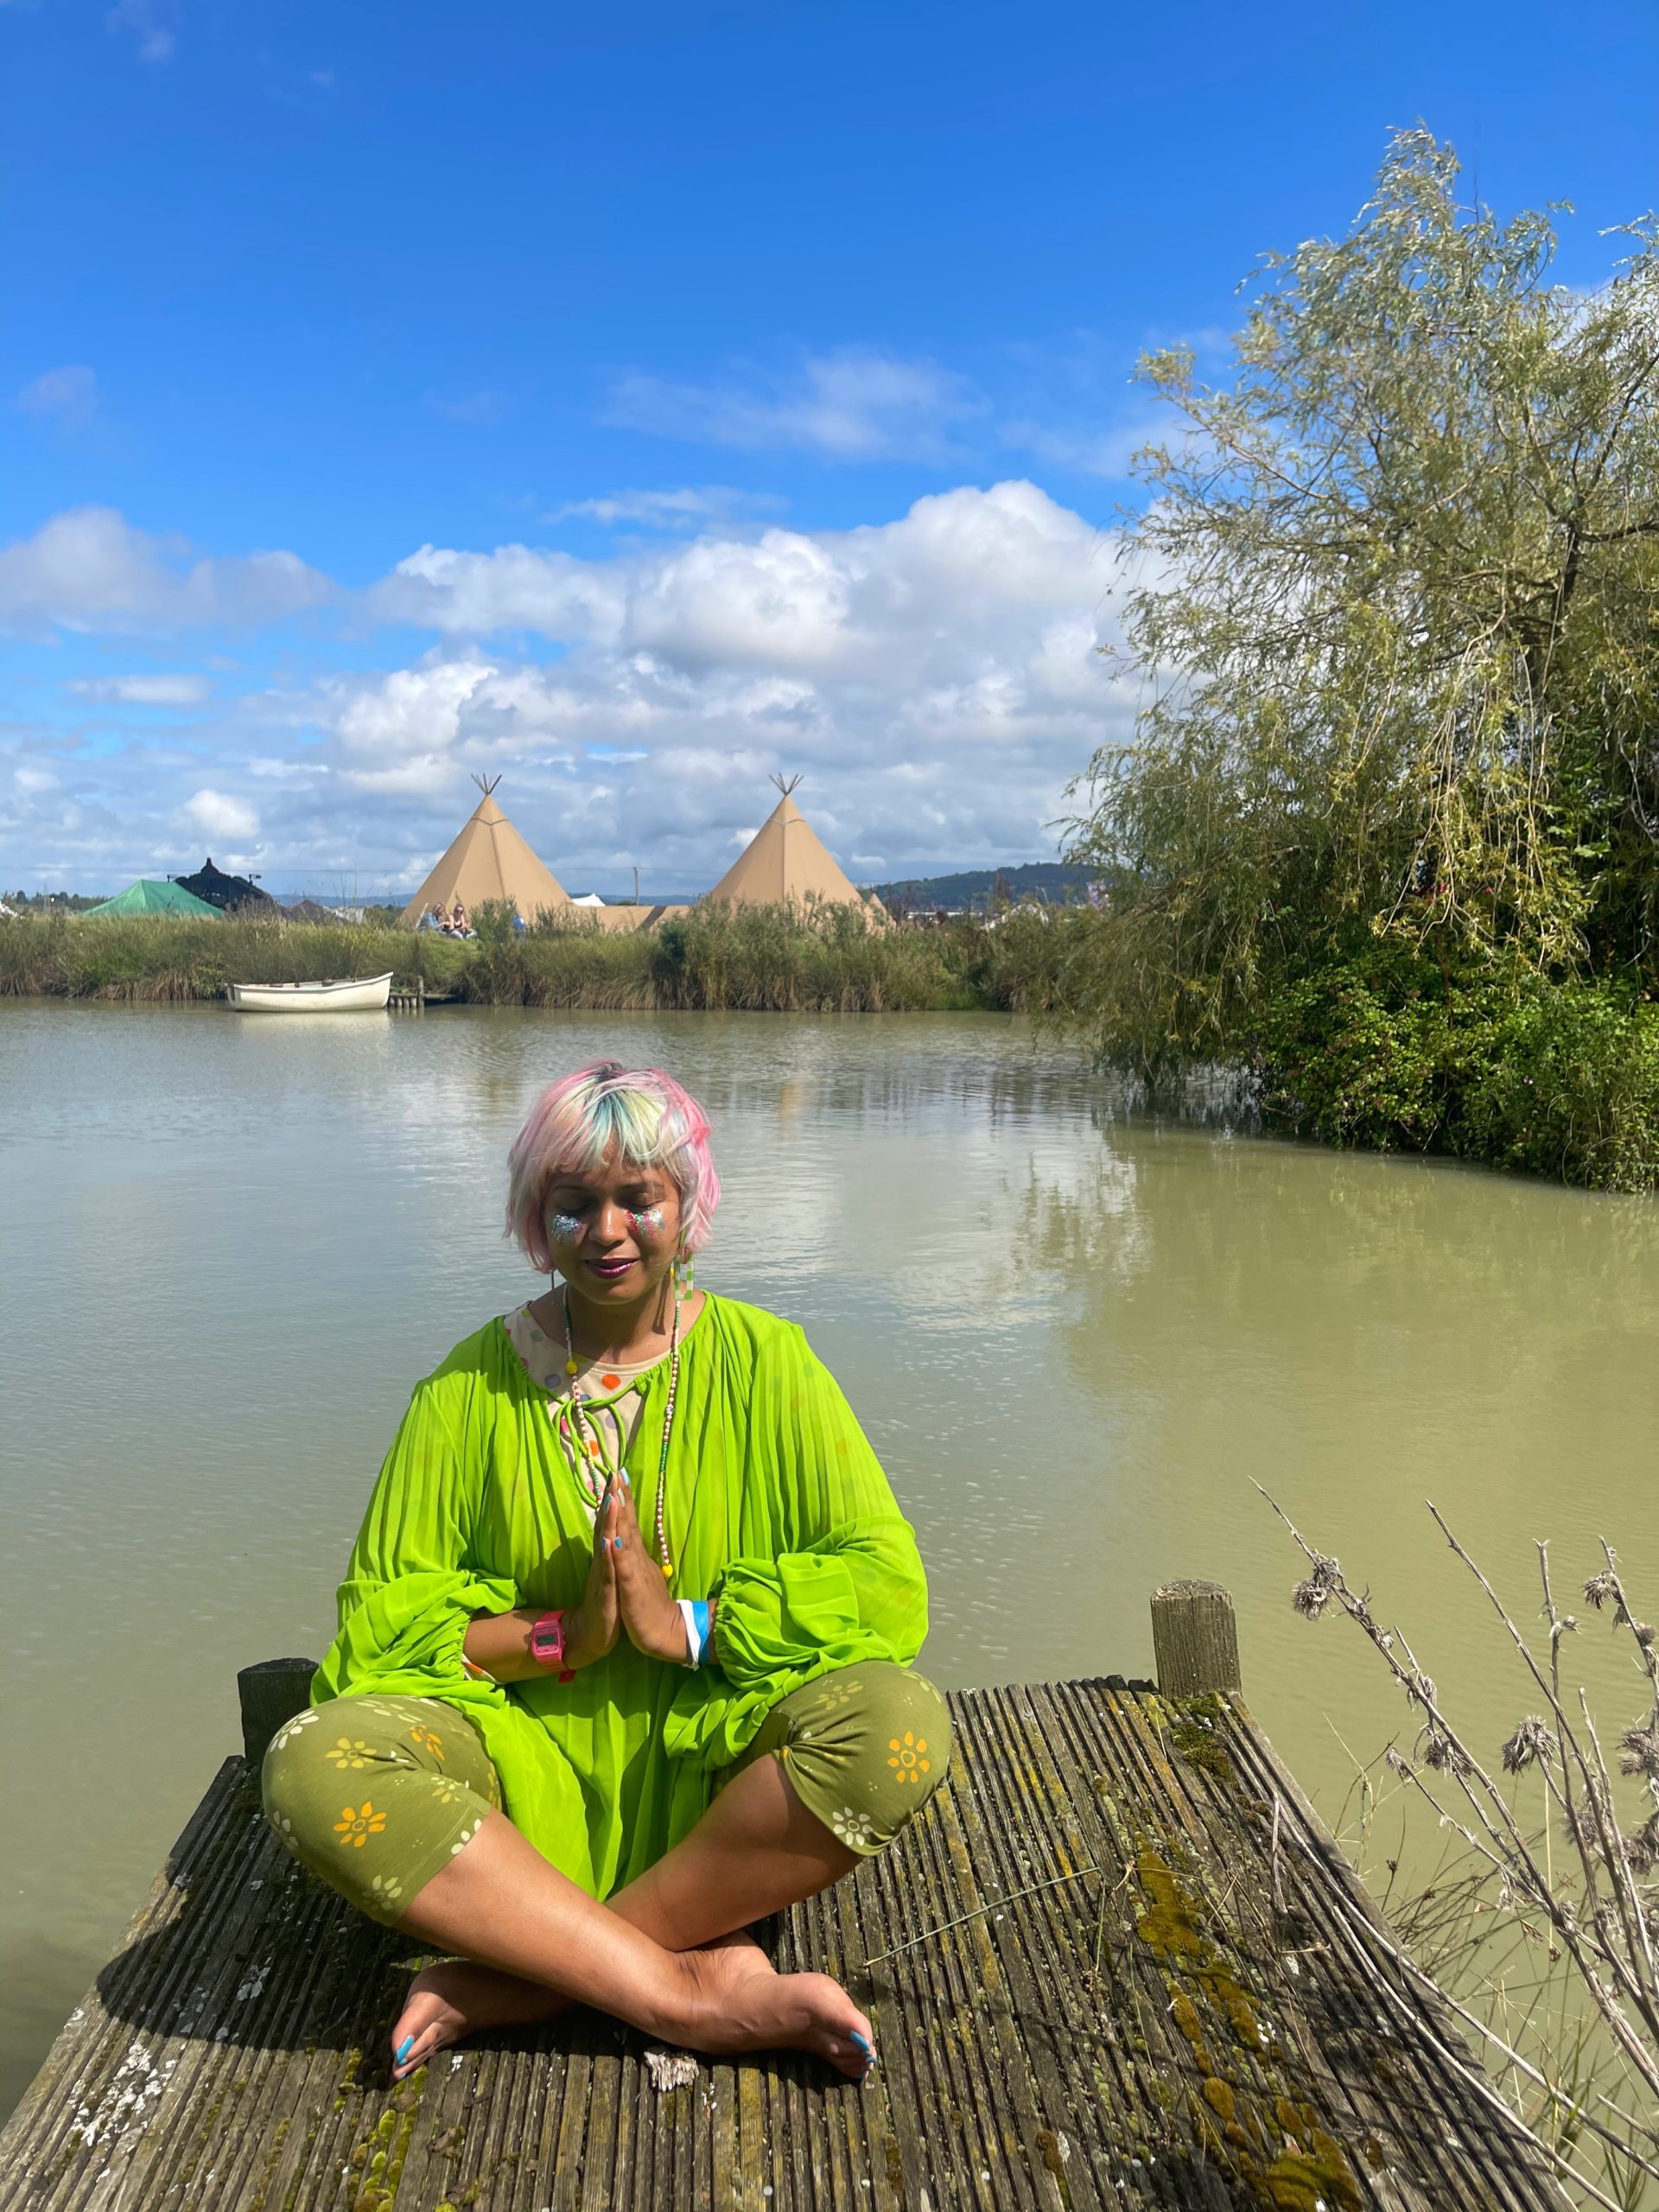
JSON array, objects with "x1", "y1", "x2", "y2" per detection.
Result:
[{"x1": 868, "y1": 862, "x2": 1096, "y2": 913}]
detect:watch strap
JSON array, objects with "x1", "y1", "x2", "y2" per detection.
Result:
[{"x1": 530, "y1": 1609, "x2": 569, "y2": 1673}]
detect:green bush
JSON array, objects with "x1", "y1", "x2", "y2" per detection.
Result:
[
  {"x1": 1451, "y1": 985, "x2": 1659, "y2": 1191},
  {"x1": 1256, "y1": 954, "x2": 1455, "y2": 1152},
  {"x1": 1255, "y1": 945, "x2": 1659, "y2": 1190}
]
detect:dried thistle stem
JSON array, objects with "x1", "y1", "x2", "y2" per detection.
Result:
[{"x1": 1259, "y1": 1483, "x2": 1659, "y2": 2143}]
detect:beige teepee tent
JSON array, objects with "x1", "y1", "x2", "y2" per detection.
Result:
[
  {"x1": 705, "y1": 778, "x2": 887, "y2": 923},
  {"x1": 401, "y1": 777, "x2": 572, "y2": 925}
]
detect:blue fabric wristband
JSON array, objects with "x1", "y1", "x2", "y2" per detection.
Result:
[{"x1": 677, "y1": 1598, "x2": 712, "y2": 1669}]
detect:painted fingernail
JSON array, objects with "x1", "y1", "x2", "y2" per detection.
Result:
[
  {"x1": 613, "y1": 1536, "x2": 623, "y2": 1550},
  {"x1": 395, "y1": 2035, "x2": 414, "y2": 2063}
]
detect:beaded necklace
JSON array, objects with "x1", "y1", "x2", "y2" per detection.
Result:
[{"x1": 562, "y1": 1281, "x2": 681, "y2": 1581}]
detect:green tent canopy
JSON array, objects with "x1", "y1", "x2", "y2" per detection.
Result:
[{"x1": 84, "y1": 879, "x2": 224, "y2": 919}]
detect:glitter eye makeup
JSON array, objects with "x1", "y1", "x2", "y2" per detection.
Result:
[
  {"x1": 626, "y1": 1205, "x2": 667, "y2": 1235},
  {"x1": 546, "y1": 1208, "x2": 586, "y2": 1244}
]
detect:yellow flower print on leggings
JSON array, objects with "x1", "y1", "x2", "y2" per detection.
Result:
[
  {"x1": 887, "y1": 1730, "x2": 931, "y2": 1785},
  {"x1": 334, "y1": 1802, "x2": 388, "y2": 1849}
]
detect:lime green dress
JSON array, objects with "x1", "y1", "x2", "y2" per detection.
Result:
[{"x1": 310, "y1": 1294, "x2": 931, "y2": 1900}]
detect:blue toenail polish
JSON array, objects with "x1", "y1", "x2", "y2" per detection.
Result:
[
  {"x1": 395, "y1": 2035, "x2": 414, "y2": 2063},
  {"x1": 849, "y1": 2031, "x2": 870, "y2": 2052}
]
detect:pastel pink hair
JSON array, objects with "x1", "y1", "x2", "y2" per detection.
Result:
[{"x1": 505, "y1": 1060, "x2": 721, "y2": 1274}]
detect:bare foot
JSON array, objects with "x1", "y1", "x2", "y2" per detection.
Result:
[
  {"x1": 391, "y1": 1960, "x2": 561, "y2": 2079},
  {"x1": 687, "y1": 1929, "x2": 777, "y2": 1981},
  {"x1": 389, "y1": 1931, "x2": 780, "y2": 2081},
  {"x1": 677, "y1": 1953, "x2": 874, "y2": 2080}
]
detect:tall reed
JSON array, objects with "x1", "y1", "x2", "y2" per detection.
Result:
[{"x1": 0, "y1": 905, "x2": 1078, "y2": 1013}]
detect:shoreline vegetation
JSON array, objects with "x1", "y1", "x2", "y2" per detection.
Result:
[
  {"x1": 7, "y1": 902, "x2": 1659, "y2": 1188},
  {"x1": 0, "y1": 904, "x2": 1067, "y2": 1017}
]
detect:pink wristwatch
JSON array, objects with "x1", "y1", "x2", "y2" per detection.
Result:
[{"x1": 530, "y1": 1610, "x2": 575, "y2": 1682}]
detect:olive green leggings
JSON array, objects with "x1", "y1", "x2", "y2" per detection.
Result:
[{"x1": 263, "y1": 1662, "x2": 950, "y2": 1925}]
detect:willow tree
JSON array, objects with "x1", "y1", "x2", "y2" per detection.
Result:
[{"x1": 1066, "y1": 129, "x2": 1659, "y2": 1073}]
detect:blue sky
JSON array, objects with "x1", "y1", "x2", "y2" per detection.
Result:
[{"x1": 3, "y1": 0, "x2": 1656, "y2": 896}]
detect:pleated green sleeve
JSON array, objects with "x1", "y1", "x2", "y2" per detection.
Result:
[
  {"x1": 664, "y1": 1316, "x2": 929, "y2": 1766},
  {"x1": 310, "y1": 1346, "x2": 520, "y2": 1724}
]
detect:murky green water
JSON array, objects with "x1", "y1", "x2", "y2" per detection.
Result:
[{"x1": 3, "y1": 1001, "x2": 1656, "y2": 2115}]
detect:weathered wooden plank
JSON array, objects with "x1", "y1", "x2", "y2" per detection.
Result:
[
  {"x1": 950, "y1": 1686, "x2": 1156, "y2": 2206},
  {"x1": 866, "y1": 1778, "x2": 1040, "y2": 2209},
  {"x1": 0, "y1": 1685, "x2": 1569, "y2": 2212},
  {"x1": 971, "y1": 1682, "x2": 1223, "y2": 2206}
]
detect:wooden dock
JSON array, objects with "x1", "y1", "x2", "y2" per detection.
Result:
[{"x1": 0, "y1": 1585, "x2": 1567, "y2": 2210}]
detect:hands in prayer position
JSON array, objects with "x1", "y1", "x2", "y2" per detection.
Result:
[
  {"x1": 467, "y1": 1471, "x2": 703, "y2": 1681},
  {"x1": 597, "y1": 1471, "x2": 704, "y2": 1664}
]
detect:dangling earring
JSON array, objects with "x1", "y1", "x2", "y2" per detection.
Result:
[{"x1": 674, "y1": 1248, "x2": 694, "y2": 1296}]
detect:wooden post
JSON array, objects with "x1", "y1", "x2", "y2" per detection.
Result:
[
  {"x1": 237, "y1": 1656, "x2": 319, "y2": 1767},
  {"x1": 1150, "y1": 1580, "x2": 1242, "y2": 1698}
]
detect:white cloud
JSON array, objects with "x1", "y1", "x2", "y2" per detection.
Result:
[
  {"x1": 328, "y1": 656, "x2": 515, "y2": 794},
  {"x1": 0, "y1": 732, "x2": 276, "y2": 891},
  {"x1": 372, "y1": 480, "x2": 1114, "y2": 669},
  {"x1": 69, "y1": 673, "x2": 212, "y2": 707},
  {"x1": 0, "y1": 507, "x2": 334, "y2": 635},
  {"x1": 600, "y1": 341, "x2": 1174, "y2": 479},
  {"x1": 1001, "y1": 417, "x2": 1151, "y2": 480},
  {"x1": 246, "y1": 754, "x2": 328, "y2": 781},
  {"x1": 369, "y1": 543, "x2": 623, "y2": 639},
  {"x1": 543, "y1": 486, "x2": 777, "y2": 530},
  {"x1": 1, "y1": 480, "x2": 1132, "y2": 891},
  {"x1": 305, "y1": 480, "x2": 1129, "y2": 879},
  {"x1": 107, "y1": 0, "x2": 176, "y2": 60},
  {"x1": 184, "y1": 790, "x2": 260, "y2": 842},
  {"x1": 16, "y1": 365, "x2": 99, "y2": 430},
  {"x1": 623, "y1": 530, "x2": 852, "y2": 671},
  {"x1": 604, "y1": 350, "x2": 983, "y2": 461}
]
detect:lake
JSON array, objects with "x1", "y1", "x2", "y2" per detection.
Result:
[{"x1": 3, "y1": 999, "x2": 1657, "y2": 2117}]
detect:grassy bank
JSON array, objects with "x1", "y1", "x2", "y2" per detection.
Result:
[{"x1": 0, "y1": 904, "x2": 1070, "y2": 1015}]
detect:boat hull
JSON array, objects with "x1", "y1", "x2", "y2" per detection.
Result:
[{"x1": 226, "y1": 972, "x2": 394, "y2": 1014}]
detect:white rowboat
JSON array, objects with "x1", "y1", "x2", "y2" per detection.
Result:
[{"x1": 226, "y1": 972, "x2": 394, "y2": 1014}]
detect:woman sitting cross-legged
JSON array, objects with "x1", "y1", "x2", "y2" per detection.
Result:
[{"x1": 263, "y1": 1059, "x2": 947, "y2": 2083}]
